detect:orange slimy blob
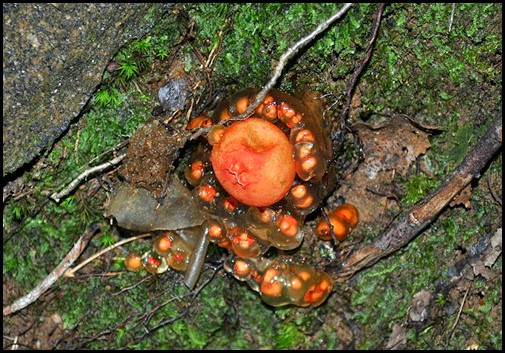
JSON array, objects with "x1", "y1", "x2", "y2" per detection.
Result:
[
  {"x1": 124, "y1": 252, "x2": 143, "y2": 272},
  {"x1": 335, "y1": 203, "x2": 359, "y2": 227},
  {"x1": 186, "y1": 115, "x2": 212, "y2": 130},
  {"x1": 210, "y1": 118, "x2": 296, "y2": 207},
  {"x1": 315, "y1": 203, "x2": 359, "y2": 241}
]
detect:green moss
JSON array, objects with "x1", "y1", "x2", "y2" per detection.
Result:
[{"x1": 402, "y1": 174, "x2": 440, "y2": 206}]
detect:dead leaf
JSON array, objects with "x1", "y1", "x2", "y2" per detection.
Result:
[
  {"x1": 385, "y1": 323, "x2": 407, "y2": 350},
  {"x1": 338, "y1": 115, "x2": 437, "y2": 223},
  {"x1": 450, "y1": 184, "x2": 472, "y2": 209},
  {"x1": 409, "y1": 289, "x2": 434, "y2": 322},
  {"x1": 105, "y1": 176, "x2": 207, "y2": 232},
  {"x1": 352, "y1": 115, "x2": 434, "y2": 179}
]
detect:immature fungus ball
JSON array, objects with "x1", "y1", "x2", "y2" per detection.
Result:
[
  {"x1": 124, "y1": 252, "x2": 143, "y2": 272},
  {"x1": 186, "y1": 115, "x2": 213, "y2": 130},
  {"x1": 210, "y1": 118, "x2": 296, "y2": 207},
  {"x1": 315, "y1": 203, "x2": 359, "y2": 241}
]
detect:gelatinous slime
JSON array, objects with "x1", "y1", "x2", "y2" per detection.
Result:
[{"x1": 108, "y1": 88, "x2": 354, "y2": 307}]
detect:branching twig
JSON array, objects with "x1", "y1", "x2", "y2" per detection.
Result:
[
  {"x1": 111, "y1": 274, "x2": 155, "y2": 297},
  {"x1": 64, "y1": 232, "x2": 152, "y2": 278},
  {"x1": 124, "y1": 265, "x2": 222, "y2": 348},
  {"x1": 330, "y1": 111, "x2": 502, "y2": 280},
  {"x1": 50, "y1": 153, "x2": 126, "y2": 203},
  {"x1": 3, "y1": 224, "x2": 100, "y2": 316},
  {"x1": 189, "y1": 3, "x2": 354, "y2": 141}
]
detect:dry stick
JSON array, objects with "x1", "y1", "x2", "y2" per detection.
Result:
[
  {"x1": 339, "y1": 3, "x2": 385, "y2": 129},
  {"x1": 331, "y1": 111, "x2": 502, "y2": 280},
  {"x1": 50, "y1": 153, "x2": 126, "y2": 203},
  {"x1": 77, "y1": 139, "x2": 129, "y2": 171},
  {"x1": 446, "y1": 283, "x2": 472, "y2": 347},
  {"x1": 486, "y1": 174, "x2": 502, "y2": 206},
  {"x1": 3, "y1": 223, "x2": 100, "y2": 316},
  {"x1": 320, "y1": 206, "x2": 340, "y2": 244},
  {"x1": 111, "y1": 274, "x2": 155, "y2": 297},
  {"x1": 189, "y1": 2, "x2": 354, "y2": 141},
  {"x1": 64, "y1": 232, "x2": 152, "y2": 278},
  {"x1": 448, "y1": 3, "x2": 456, "y2": 33}
]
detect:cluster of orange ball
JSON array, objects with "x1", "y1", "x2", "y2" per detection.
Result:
[
  {"x1": 124, "y1": 232, "x2": 194, "y2": 274},
  {"x1": 123, "y1": 88, "x2": 359, "y2": 308},
  {"x1": 315, "y1": 203, "x2": 359, "y2": 241},
  {"x1": 225, "y1": 256, "x2": 333, "y2": 307}
]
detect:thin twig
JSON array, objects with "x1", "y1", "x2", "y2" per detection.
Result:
[
  {"x1": 124, "y1": 265, "x2": 221, "y2": 347},
  {"x1": 64, "y1": 233, "x2": 152, "y2": 278},
  {"x1": 189, "y1": 3, "x2": 354, "y2": 141},
  {"x1": 339, "y1": 3, "x2": 385, "y2": 130},
  {"x1": 77, "y1": 139, "x2": 129, "y2": 171},
  {"x1": 50, "y1": 153, "x2": 126, "y2": 203},
  {"x1": 111, "y1": 274, "x2": 155, "y2": 297},
  {"x1": 446, "y1": 283, "x2": 472, "y2": 347},
  {"x1": 448, "y1": 3, "x2": 456, "y2": 33},
  {"x1": 72, "y1": 271, "x2": 126, "y2": 279},
  {"x1": 320, "y1": 206, "x2": 339, "y2": 244},
  {"x1": 3, "y1": 224, "x2": 100, "y2": 316},
  {"x1": 486, "y1": 174, "x2": 502, "y2": 206}
]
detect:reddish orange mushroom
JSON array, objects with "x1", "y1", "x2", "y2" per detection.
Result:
[
  {"x1": 210, "y1": 118, "x2": 296, "y2": 207},
  {"x1": 334, "y1": 203, "x2": 359, "y2": 227}
]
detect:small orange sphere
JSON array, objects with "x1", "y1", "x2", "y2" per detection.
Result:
[
  {"x1": 124, "y1": 252, "x2": 142, "y2": 272},
  {"x1": 295, "y1": 129, "x2": 315, "y2": 143},
  {"x1": 276, "y1": 214, "x2": 299, "y2": 237},
  {"x1": 334, "y1": 204, "x2": 359, "y2": 228},
  {"x1": 290, "y1": 275, "x2": 303, "y2": 290},
  {"x1": 233, "y1": 259, "x2": 251, "y2": 277},
  {"x1": 219, "y1": 107, "x2": 232, "y2": 121},
  {"x1": 301, "y1": 157, "x2": 317, "y2": 172},
  {"x1": 207, "y1": 125, "x2": 226, "y2": 145},
  {"x1": 186, "y1": 115, "x2": 212, "y2": 130},
  {"x1": 236, "y1": 96, "x2": 250, "y2": 114},
  {"x1": 154, "y1": 234, "x2": 172, "y2": 254},
  {"x1": 258, "y1": 208, "x2": 275, "y2": 223},
  {"x1": 208, "y1": 222, "x2": 224, "y2": 239},
  {"x1": 297, "y1": 270, "x2": 311, "y2": 281},
  {"x1": 315, "y1": 214, "x2": 349, "y2": 241},
  {"x1": 198, "y1": 185, "x2": 217, "y2": 202},
  {"x1": 295, "y1": 195, "x2": 314, "y2": 209},
  {"x1": 290, "y1": 184, "x2": 307, "y2": 199}
]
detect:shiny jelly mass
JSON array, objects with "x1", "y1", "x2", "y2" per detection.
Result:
[{"x1": 125, "y1": 88, "x2": 338, "y2": 307}]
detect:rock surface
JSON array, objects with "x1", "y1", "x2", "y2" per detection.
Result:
[{"x1": 3, "y1": 3, "x2": 172, "y2": 176}]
